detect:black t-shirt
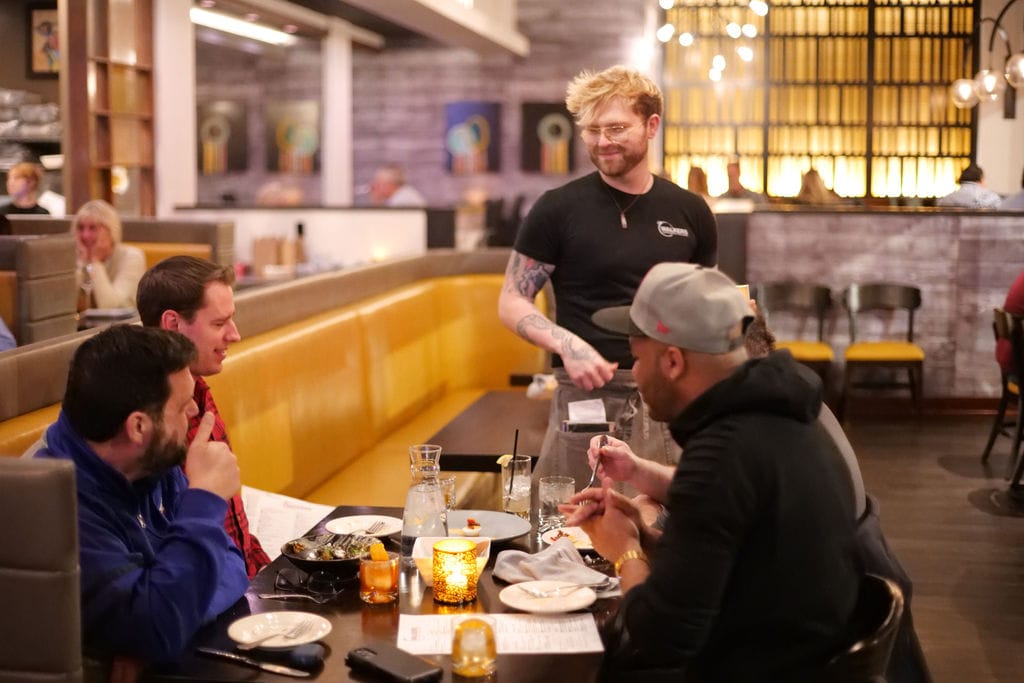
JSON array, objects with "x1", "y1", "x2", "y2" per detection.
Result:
[
  {"x1": 0, "y1": 203, "x2": 49, "y2": 216},
  {"x1": 514, "y1": 172, "x2": 717, "y2": 367}
]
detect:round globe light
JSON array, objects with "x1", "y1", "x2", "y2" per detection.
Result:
[
  {"x1": 726, "y1": 22, "x2": 742, "y2": 39},
  {"x1": 742, "y1": 23, "x2": 757, "y2": 38},
  {"x1": 950, "y1": 78, "x2": 979, "y2": 109},
  {"x1": 737, "y1": 45, "x2": 754, "y2": 62},
  {"x1": 1006, "y1": 53, "x2": 1024, "y2": 89},
  {"x1": 678, "y1": 32, "x2": 694, "y2": 47},
  {"x1": 712, "y1": 54, "x2": 726, "y2": 71},
  {"x1": 973, "y1": 69, "x2": 1006, "y2": 101},
  {"x1": 656, "y1": 22, "x2": 675, "y2": 43}
]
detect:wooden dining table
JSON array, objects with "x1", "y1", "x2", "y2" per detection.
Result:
[{"x1": 145, "y1": 504, "x2": 615, "y2": 682}]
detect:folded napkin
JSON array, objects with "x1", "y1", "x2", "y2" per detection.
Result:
[{"x1": 493, "y1": 538, "x2": 619, "y2": 593}]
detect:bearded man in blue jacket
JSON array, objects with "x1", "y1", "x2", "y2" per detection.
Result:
[{"x1": 35, "y1": 325, "x2": 248, "y2": 663}]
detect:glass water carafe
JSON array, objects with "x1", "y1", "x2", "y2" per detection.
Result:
[{"x1": 401, "y1": 445, "x2": 448, "y2": 562}]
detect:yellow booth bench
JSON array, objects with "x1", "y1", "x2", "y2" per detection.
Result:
[{"x1": 0, "y1": 249, "x2": 546, "y2": 509}]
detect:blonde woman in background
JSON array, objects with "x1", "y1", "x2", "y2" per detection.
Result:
[
  {"x1": 687, "y1": 165, "x2": 711, "y2": 201},
  {"x1": 796, "y1": 168, "x2": 843, "y2": 205},
  {"x1": 73, "y1": 199, "x2": 145, "y2": 310}
]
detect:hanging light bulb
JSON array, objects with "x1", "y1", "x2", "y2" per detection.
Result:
[
  {"x1": 678, "y1": 32, "x2": 694, "y2": 47},
  {"x1": 749, "y1": 1, "x2": 769, "y2": 17},
  {"x1": 973, "y1": 68, "x2": 1006, "y2": 101},
  {"x1": 949, "y1": 78, "x2": 980, "y2": 109},
  {"x1": 709, "y1": 67, "x2": 722, "y2": 82},
  {"x1": 726, "y1": 22, "x2": 742, "y2": 39},
  {"x1": 712, "y1": 54, "x2": 726, "y2": 71},
  {"x1": 656, "y1": 22, "x2": 676, "y2": 43},
  {"x1": 1006, "y1": 53, "x2": 1024, "y2": 89},
  {"x1": 737, "y1": 45, "x2": 754, "y2": 62},
  {"x1": 742, "y1": 23, "x2": 757, "y2": 38},
  {"x1": 659, "y1": 0, "x2": 675, "y2": 9}
]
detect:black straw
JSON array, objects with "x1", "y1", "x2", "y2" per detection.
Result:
[{"x1": 508, "y1": 429, "x2": 520, "y2": 495}]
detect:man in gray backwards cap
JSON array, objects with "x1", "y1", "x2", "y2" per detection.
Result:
[{"x1": 563, "y1": 263, "x2": 860, "y2": 681}]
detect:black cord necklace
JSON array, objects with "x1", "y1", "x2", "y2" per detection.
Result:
[{"x1": 604, "y1": 175, "x2": 653, "y2": 229}]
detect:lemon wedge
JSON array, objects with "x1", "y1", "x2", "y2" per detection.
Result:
[{"x1": 496, "y1": 453, "x2": 514, "y2": 467}]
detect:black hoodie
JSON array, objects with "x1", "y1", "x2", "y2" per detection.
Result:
[{"x1": 608, "y1": 351, "x2": 860, "y2": 682}]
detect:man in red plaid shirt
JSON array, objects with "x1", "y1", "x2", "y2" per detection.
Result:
[{"x1": 137, "y1": 256, "x2": 270, "y2": 577}]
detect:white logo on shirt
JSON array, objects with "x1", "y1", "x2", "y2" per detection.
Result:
[{"x1": 657, "y1": 221, "x2": 690, "y2": 238}]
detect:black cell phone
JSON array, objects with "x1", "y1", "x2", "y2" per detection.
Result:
[{"x1": 344, "y1": 642, "x2": 443, "y2": 683}]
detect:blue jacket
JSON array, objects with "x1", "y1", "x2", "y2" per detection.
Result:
[{"x1": 36, "y1": 412, "x2": 249, "y2": 662}]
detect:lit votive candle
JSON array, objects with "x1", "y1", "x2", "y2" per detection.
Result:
[{"x1": 432, "y1": 539, "x2": 478, "y2": 604}]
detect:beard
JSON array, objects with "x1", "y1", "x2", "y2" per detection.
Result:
[
  {"x1": 587, "y1": 141, "x2": 648, "y2": 179},
  {"x1": 138, "y1": 423, "x2": 188, "y2": 478}
]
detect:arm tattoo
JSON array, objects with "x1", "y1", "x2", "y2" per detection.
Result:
[
  {"x1": 516, "y1": 314, "x2": 595, "y2": 361},
  {"x1": 506, "y1": 252, "x2": 553, "y2": 298}
]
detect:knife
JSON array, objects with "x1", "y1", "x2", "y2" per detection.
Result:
[{"x1": 197, "y1": 647, "x2": 311, "y2": 677}]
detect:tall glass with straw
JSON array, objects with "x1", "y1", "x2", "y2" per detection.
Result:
[{"x1": 499, "y1": 429, "x2": 531, "y2": 520}]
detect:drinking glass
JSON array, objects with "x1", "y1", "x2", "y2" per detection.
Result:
[
  {"x1": 500, "y1": 455, "x2": 531, "y2": 520},
  {"x1": 438, "y1": 475, "x2": 457, "y2": 511},
  {"x1": 359, "y1": 550, "x2": 399, "y2": 604},
  {"x1": 409, "y1": 444, "x2": 442, "y2": 480},
  {"x1": 451, "y1": 614, "x2": 497, "y2": 677},
  {"x1": 538, "y1": 475, "x2": 575, "y2": 532}
]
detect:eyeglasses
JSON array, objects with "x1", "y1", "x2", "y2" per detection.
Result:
[
  {"x1": 580, "y1": 122, "x2": 641, "y2": 143},
  {"x1": 273, "y1": 568, "x2": 347, "y2": 602}
]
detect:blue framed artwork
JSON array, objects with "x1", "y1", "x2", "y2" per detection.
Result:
[{"x1": 444, "y1": 101, "x2": 501, "y2": 174}]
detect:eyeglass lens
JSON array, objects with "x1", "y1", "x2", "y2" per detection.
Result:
[{"x1": 581, "y1": 123, "x2": 635, "y2": 142}]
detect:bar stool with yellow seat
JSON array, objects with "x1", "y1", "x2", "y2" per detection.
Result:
[
  {"x1": 839, "y1": 283, "x2": 925, "y2": 421},
  {"x1": 754, "y1": 281, "x2": 834, "y2": 388}
]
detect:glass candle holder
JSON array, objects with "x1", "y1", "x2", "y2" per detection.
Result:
[
  {"x1": 451, "y1": 614, "x2": 497, "y2": 678},
  {"x1": 432, "y1": 539, "x2": 478, "y2": 604}
]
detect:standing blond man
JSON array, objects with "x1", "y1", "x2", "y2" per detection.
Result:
[{"x1": 498, "y1": 65, "x2": 717, "y2": 487}]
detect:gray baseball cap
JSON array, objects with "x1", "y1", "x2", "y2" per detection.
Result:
[{"x1": 592, "y1": 263, "x2": 752, "y2": 353}]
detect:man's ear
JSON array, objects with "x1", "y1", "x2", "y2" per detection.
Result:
[
  {"x1": 159, "y1": 309, "x2": 180, "y2": 331},
  {"x1": 661, "y1": 345, "x2": 686, "y2": 380},
  {"x1": 124, "y1": 410, "x2": 152, "y2": 447},
  {"x1": 646, "y1": 113, "x2": 661, "y2": 139}
]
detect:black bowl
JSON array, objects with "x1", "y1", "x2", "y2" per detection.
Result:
[{"x1": 279, "y1": 535, "x2": 375, "y2": 579}]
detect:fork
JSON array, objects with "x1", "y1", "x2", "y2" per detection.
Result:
[
  {"x1": 583, "y1": 435, "x2": 608, "y2": 495},
  {"x1": 516, "y1": 580, "x2": 609, "y2": 599},
  {"x1": 237, "y1": 618, "x2": 314, "y2": 651},
  {"x1": 362, "y1": 520, "x2": 385, "y2": 535}
]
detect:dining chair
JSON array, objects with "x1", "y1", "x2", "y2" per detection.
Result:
[
  {"x1": 0, "y1": 457, "x2": 83, "y2": 682},
  {"x1": 820, "y1": 574, "x2": 905, "y2": 682},
  {"x1": 838, "y1": 283, "x2": 924, "y2": 421},
  {"x1": 754, "y1": 281, "x2": 834, "y2": 387},
  {"x1": 980, "y1": 308, "x2": 1024, "y2": 477}
]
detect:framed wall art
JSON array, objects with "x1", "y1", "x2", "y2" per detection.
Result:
[{"x1": 26, "y1": 2, "x2": 59, "y2": 79}]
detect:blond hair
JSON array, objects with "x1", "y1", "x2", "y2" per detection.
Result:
[
  {"x1": 8, "y1": 162, "x2": 43, "y2": 187},
  {"x1": 72, "y1": 199, "x2": 123, "y2": 243},
  {"x1": 565, "y1": 65, "x2": 663, "y2": 125}
]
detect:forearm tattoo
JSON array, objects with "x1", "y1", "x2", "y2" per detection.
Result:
[{"x1": 516, "y1": 314, "x2": 595, "y2": 361}]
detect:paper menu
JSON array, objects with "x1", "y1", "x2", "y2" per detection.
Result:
[
  {"x1": 397, "y1": 613, "x2": 604, "y2": 655},
  {"x1": 240, "y1": 485, "x2": 335, "y2": 560}
]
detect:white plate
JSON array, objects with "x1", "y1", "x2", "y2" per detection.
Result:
[
  {"x1": 325, "y1": 514, "x2": 403, "y2": 537},
  {"x1": 540, "y1": 526, "x2": 593, "y2": 551},
  {"x1": 447, "y1": 510, "x2": 531, "y2": 543},
  {"x1": 227, "y1": 611, "x2": 331, "y2": 650},
  {"x1": 498, "y1": 580, "x2": 596, "y2": 614}
]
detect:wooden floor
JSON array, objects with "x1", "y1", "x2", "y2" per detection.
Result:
[{"x1": 846, "y1": 413, "x2": 1024, "y2": 682}]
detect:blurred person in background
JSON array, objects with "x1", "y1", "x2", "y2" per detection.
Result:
[
  {"x1": 998, "y1": 167, "x2": 1024, "y2": 210},
  {"x1": 718, "y1": 160, "x2": 765, "y2": 203},
  {"x1": 73, "y1": 199, "x2": 146, "y2": 310},
  {"x1": 686, "y1": 165, "x2": 711, "y2": 202},
  {"x1": 937, "y1": 163, "x2": 1002, "y2": 209},
  {"x1": 0, "y1": 314, "x2": 15, "y2": 351},
  {"x1": 0, "y1": 162, "x2": 50, "y2": 215},
  {"x1": 369, "y1": 164, "x2": 426, "y2": 207},
  {"x1": 796, "y1": 167, "x2": 843, "y2": 205}
]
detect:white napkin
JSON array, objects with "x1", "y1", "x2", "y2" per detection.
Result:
[{"x1": 493, "y1": 538, "x2": 619, "y2": 593}]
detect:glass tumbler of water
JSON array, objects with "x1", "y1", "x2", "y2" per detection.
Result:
[
  {"x1": 500, "y1": 455, "x2": 531, "y2": 520},
  {"x1": 451, "y1": 614, "x2": 497, "y2": 677},
  {"x1": 409, "y1": 444, "x2": 442, "y2": 481},
  {"x1": 538, "y1": 475, "x2": 575, "y2": 532}
]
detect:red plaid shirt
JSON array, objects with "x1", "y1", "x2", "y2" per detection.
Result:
[{"x1": 187, "y1": 377, "x2": 271, "y2": 578}]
